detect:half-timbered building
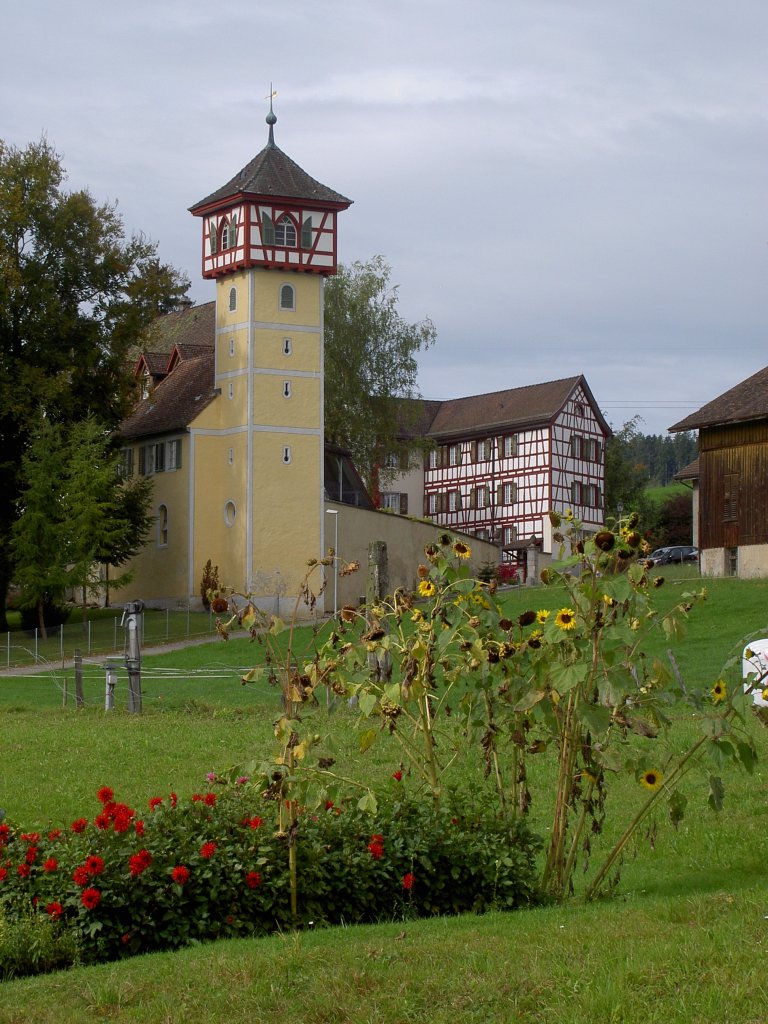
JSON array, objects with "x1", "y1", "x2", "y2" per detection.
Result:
[
  {"x1": 670, "y1": 365, "x2": 768, "y2": 578},
  {"x1": 381, "y1": 376, "x2": 610, "y2": 578}
]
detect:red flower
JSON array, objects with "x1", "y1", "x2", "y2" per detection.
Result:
[
  {"x1": 0, "y1": 824, "x2": 10, "y2": 845},
  {"x1": 203, "y1": 793, "x2": 217, "y2": 807},
  {"x1": 324, "y1": 800, "x2": 335, "y2": 810},
  {"x1": 121, "y1": 933, "x2": 132, "y2": 945},
  {"x1": 135, "y1": 819, "x2": 145, "y2": 836},
  {"x1": 81, "y1": 887, "x2": 101, "y2": 910},
  {"x1": 20, "y1": 832, "x2": 40, "y2": 842},
  {"x1": 0, "y1": 867, "x2": 7, "y2": 881},
  {"x1": 246, "y1": 815, "x2": 263, "y2": 830},
  {"x1": 25, "y1": 846, "x2": 38, "y2": 864},
  {"x1": 192, "y1": 794, "x2": 203, "y2": 803},
  {"x1": 171, "y1": 865, "x2": 190, "y2": 886},
  {"x1": 48, "y1": 829, "x2": 62, "y2": 841},
  {"x1": 71, "y1": 818, "x2": 88, "y2": 833},
  {"x1": 392, "y1": 770, "x2": 403, "y2": 781},
  {"x1": 43, "y1": 857, "x2": 58, "y2": 873},
  {"x1": 96, "y1": 786, "x2": 114, "y2": 805},
  {"x1": 94, "y1": 812, "x2": 111, "y2": 830},
  {"x1": 402, "y1": 872, "x2": 415, "y2": 890},
  {"x1": 200, "y1": 841, "x2": 217, "y2": 859},
  {"x1": 245, "y1": 870, "x2": 261, "y2": 889},
  {"x1": 73, "y1": 866, "x2": 91, "y2": 886},
  {"x1": 17, "y1": 863, "x2": 31, "y2": 878},
  {"x1": 86, "y1": 855, "x2": 105, "y2": 876},
  {"x1": 46, "y1": 901, "x2": 63, "y2": 919},
  {"x1": 149, "y1": 797, "x2": 163, "y2": 811},
  {"x1": 129, "y1": 849, "x2": 152, "y2": 877},
  {"x1": 367, "y1": 834, "x2": 385, "y2": 859},
  {"x1": 169, "y1": 792, "x2": 178, "y2": 808}
]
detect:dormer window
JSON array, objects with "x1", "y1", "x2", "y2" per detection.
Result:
[{"x1": 275, "y1": 215, "x2": 296, "y2": 248}]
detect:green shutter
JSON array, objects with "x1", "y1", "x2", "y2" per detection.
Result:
[
  {"x1": 301, "y1": 216, "x2": 312, "y2": 248},
  {"x1": 263, "y1": 213, "x2": 275, "y2": 245}
]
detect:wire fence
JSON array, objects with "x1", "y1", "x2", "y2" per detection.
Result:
[{"x1": 0, "y1": 607, "x2": 219, "y2": 671}]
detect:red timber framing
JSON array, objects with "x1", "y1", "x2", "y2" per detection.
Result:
[
  {"x1": 422, "y1": 382, "x2": 607, "y2": 559},
  {"x1": 196, "y1": 199, "x2": 339, "y2": 279}
]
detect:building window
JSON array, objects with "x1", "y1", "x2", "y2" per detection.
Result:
[
  {"x1": 157, "y1": 504, "x2": 168, "y2": 547},
  {"x1": 166, "y1": 439, "x2": 182, "y2": 471},
  {"x1": 118, "y1": 448, "x2": 134, "y2": 479},
  {"x1": 448, "y1": 444, "x2": 461, "y2": 467},
  {"x1": 280, "y1": 284, "x2": 295, "y2": 311},
  {"x1": 228, "y1": 448, "x2": 234, "y2": 466},
  {"x1": 229, "y1": 337, "x2": 235, "y2": 357},
  {"x1": 283, "y1": 381, "x2": 292, "y2": 399},
  {"x1": 574, "y1": 401, "x2": 585, "y2": 417},
  {"x1": 301, "y1": 216, "x2": 312, "y2": 248},
  {"x1": 475, "y1": 486, "x2": 489, "y2": 509},
  {"x1": 502, "y1": 481, "x2": 517, "y2": 505},
  {"x1": 571, "y1": 481, "x2": 583, "y2": 504},
  {"x1": 228, "y1": 383, "x2": 234, "y2": 399},
  {"x1": 502, "y1": 525, "x2": 517, "y2": 545},
  {"x1": 428, "y1": 493, "x2": 438, "y2": 514},
  {"x1": 381, "y1": 492, "x2": 404, "y2": 512},
  {"x1": 723, "y1": 473, "x2": 739, "y2": 522},
  {"x1": 222, "y1": 214, "x2": 237, "y2": 249},
  {"x1": 229, "y1": 287, "x2": 237, "y2": 312},
  {"x1": 283, "y1": 337, "x2": 293, "y2": 356},
  {"x1": 448, "y1": 490, "x2": 462, "y2": 512},
  {"x1": 224, "y1": 500, "x2": 236, "y2": 527},
  {"x1": 503, "y1": 435, "x2": 517, "y2": 458},
  {"x1": 428, "y1": 449, "x2": 438, "y2": 470},
  {"x1": 282, "y1": 446, "x2": 292, "y2": 464},
  {"x1": 475, "y1": 439, "x2": 491, "y2": 462},
  {"x1": 275, "y1": 215, "x2": 297, "y2": 248}
]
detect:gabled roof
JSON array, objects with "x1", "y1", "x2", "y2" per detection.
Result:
[
  {"x1": 134, "y1": 302, "x2": 215, "y2": 361},
  {"x1": 674, "y1": 457, "x2": 699, "y2": 482},
  {"x1": 424, "y1": 375, "x2": 610, "y2": 439},
  {"x1": 120, "y1": 353, "x2": 217, "y2": 440},
  {"x1": 669, "y1": 365, "x2": 768, "y2": 432},
  {"x1": 135, "y1": 351, "x2": 169, "y2": 377},
  {"x1": 190, "y1": 138, "x2": 351, "y2": 214}
]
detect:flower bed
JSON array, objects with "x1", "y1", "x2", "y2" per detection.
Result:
[{"x1": 0, "y1": 783, "x2": 542, "y2": 977}]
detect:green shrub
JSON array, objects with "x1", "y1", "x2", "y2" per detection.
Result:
[
  {"x1": 0, "y1": 908, "x2": 80, "y2": 980},
  {"x1": 0, "y1": 782, "x2": 542, "y2": 972}
]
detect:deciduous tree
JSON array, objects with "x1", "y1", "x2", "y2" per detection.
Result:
[
  {"x1": 324, "y1": 255, "x2": 436, "y2": 487},
  {"x1": 0, "y1": 138, "x2": 188, "y2": 627}
]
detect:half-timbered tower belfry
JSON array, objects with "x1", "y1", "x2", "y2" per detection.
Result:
[{"x1": 188, "y1": 101, "x2": 352, "y2": 605}]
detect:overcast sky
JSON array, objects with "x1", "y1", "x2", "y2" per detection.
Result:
[{"x1": 3, "y1": 0, "x2": 767, "y2": 436}]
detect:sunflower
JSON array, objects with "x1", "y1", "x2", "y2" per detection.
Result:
[
  {"x1": 536, "y1": 609, "x2": 551, "y2": 623},
  {"x1": 452, "y1": 540, "x2": 471, "y2": 559},
  {"x1": 640, "y1": 769, "x2": 663, "y2": 790},
  {"x1": 417, "y1": 580, "x2": 436, "y2": 598},
  {"x1": 555, "y1": 607, "x2": 576, "y2": 631},
  {"x1": 711, "y1": 679, "x2": 727, "y2": 702}
]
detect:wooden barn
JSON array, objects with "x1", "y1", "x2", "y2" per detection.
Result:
[{"x1": 670, "y1": 365, "x2": 768, "y2": 577}]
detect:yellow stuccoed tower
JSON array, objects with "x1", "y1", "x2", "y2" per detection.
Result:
[{"x1": 189, "y1": 101, "x2": 352, "y2": 608}]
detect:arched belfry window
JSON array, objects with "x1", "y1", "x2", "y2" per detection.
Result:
[
  {"x1": 229, "y1": 286, "x2": 237, "y2": 312},
  {"x1": 280, "y1": 284, "x2": 295, "y2": 311},
  {"x1": 275, "y1": 215, "x2": 296, "y2": 248}
]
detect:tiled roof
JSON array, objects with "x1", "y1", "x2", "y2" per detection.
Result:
[
  {"x1": 137, "y1": 351, "x2": 170, "y2": 376},
  {"x1": 190, "y1": 142, "x2": 352, "y2": 212},
  {"x1": 120, "y1": 353, "x2": 217, "y2": 440},
  {"x1": 669, "y1": 365, "x2": 768, "y2": 432},
  {"x1": 674, "y1": 457, "x2": 699, "y2": 481},
  {"x1": 425, "y1": 376, "x2": 610, "y2": 438},
  {"x1": 134, "y1": 302, "x2": 215, "y2": 360}
]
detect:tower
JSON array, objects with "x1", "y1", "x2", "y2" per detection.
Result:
[{"x1": 189, "y1": 101, "x2": 352, "y2": 607}]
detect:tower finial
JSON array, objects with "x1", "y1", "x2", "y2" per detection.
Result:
[{"x1": 265, "y1": 85, "x2": 277, "y2": 147}]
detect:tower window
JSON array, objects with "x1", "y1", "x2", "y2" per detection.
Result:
[
  {"x1": 222, "y1": 213, "x2": 237, "y2": 249},
  {"x1": 275, "y1": 215, "x2": 296, "y2": 247},
  {"x1": 158, "y1": 504, "x2": 168, "y2": 547},
  {"x1": 227, "y1": 448, "x2": 234, "y2": 465},
  {"x1": 229, "y1": 286, "x2": 237, "y2": 312},
  {"x1": 229, "y1": 337, "x2": 235, "y2": 357},
  {"x1": 283, "y1": 337, "x2": 293, "y2": 356},
  {"x1": 280, "y1": 284, "x2": 295, "y2": 311},
  {"x1": 228, "y1": 383, "x2": 234, "y2": 399},
  {"x1": 283, "y1": 381, "x2": 292, "y2": 399},
  {"x1": 282, "y1": 446, "x2": 292, "y2": 465},
  {"x1": 301, "y1": 216, "x2": 312, "y2": 248},
  {"x1": 224, "y1": 500, "x2": 237, "y2": 527}
]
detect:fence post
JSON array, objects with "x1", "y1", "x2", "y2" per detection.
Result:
[
  {"x1": 105, "y1": 662, "x2": 117, "y2": 711},
  {"x1": 35, "y1": 627, "x2": 38, "y2": 663},
  {"x1": 74, "y1": 649, "x2": 84, "y2": 708},
  {"x1": 62, "y1": 676, "x2": 68, "y2": 707},
  {"x1": 60, "y1": 623, "x2": 64, "y2": 670}
]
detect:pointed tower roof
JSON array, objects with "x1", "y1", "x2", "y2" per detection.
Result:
[{"x1": 189, "y1": 101, "x2": 351, "y2": 214}]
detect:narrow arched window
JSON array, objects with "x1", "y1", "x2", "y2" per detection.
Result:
[
  {"x1": 282, "y1": 446, "x2": 292, "y2": 465},
  {"x1": 283, "y1": 337, "x2": 292, "y2": 356},
  {"x1": 275, "y1": 215, "x2": 296, "y2": 247},
  {"x1": 158, "y1": 504, "x2": 168, "y2": 547},
  {"x1": 229, "y1": 286, "x2": 237, "y2": 312},
  {"x1": 280, "y1": 284, "x2": 295, "y2": 311},
  {"x1": 283, "y1": 381, "x2": 292, "y2": 398}
]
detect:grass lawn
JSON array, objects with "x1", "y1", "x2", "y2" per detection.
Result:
[{"x1": 2, "y1": 568, "x2": 768, "y2": 1021}]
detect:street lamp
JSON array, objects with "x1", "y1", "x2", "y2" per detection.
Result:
[{"x1": 325, "y1": 509, "x2": 339, "y2": 617}]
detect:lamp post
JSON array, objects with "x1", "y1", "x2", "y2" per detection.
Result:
[
  {"x1": 325, "y1": 509, "x2": 339, "y2": 617},
  {"x1": 616, "y1": 499, "x2": 624, "y2": 527}
]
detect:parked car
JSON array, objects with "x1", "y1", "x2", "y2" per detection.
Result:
[{"x1": 642, "y1": 545, "x2": 699, "y2": 566}]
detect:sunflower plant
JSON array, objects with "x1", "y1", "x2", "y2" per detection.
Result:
[{"x1": 316, "y1": 517, "x2": 758, "y2": 902}]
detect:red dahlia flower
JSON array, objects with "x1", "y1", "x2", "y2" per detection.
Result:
[
  {"x1": 81, "y1": 887, "x2": 101, "y2": 910},
  {"x1": 171, "y1": 865, "x2": 190, "y2": 885}
]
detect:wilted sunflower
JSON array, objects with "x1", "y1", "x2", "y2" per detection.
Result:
[
  {"x1": 594, "y1": 531, "x2": 615, "y2": 552},
  {"x1": 640, "y1": 769, "x2": 663, "y2": 790},
  {"x1": 438, "y1": 533, "x2": 452, "y2": 547},
  {"x1": 452, "y1": 540, "x2": 471, "y2": 559},
  {"x1": 417, "y1": 580, "x2": 436, "y2": 598},
  {"x1": 555, "y1": 607, "x2": 576, "y2": 631},
  {"x1": 711, "y1": 679, "x2": 727, "y2": 702},
  {"x1": 518, "y1": 610, "x2": 537, "y2": 627}
]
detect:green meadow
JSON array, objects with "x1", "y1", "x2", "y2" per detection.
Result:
[{"x1": 2, "y1": 566, "x2": 768, "y2": 1023}]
